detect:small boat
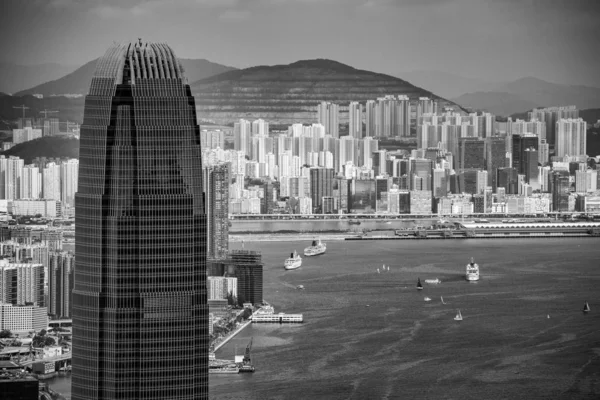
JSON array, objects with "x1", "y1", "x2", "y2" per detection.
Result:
[
  {"x1": 424, "y1": 278, "x2": 441, "y2": 284},
  {"x1": 424, "y1": 297, "x2": 431, "y2": 302},
  {"x1": 454, "y1": 309, "x2": 463, "y2": 321},
  {"x1": 377, "y1": 268, "x2": 380, "y2": 274},
  {"x1": 296, "y1": 285, "x2": 305, "y2": 290},
  {"x1": 417, "y1": 278, "x2": 423, "y2": 291},
  {"x1": 365, "y1": 304, "x2": 370, "y2": 307},
  {"x1": 547, "y1": 314, "x2": 550, "y2": 319},
  {"x1": 583, "y1": 301, "x2": 590, "y2": 313},
  {"x1": 466, "y1": 257, "x2": 480, "y2": 282},
  {"x1": 441, "y1": 296, "x2": 446, "y2": 304},
  {"x1": 284, "y1": 251, "x2": 302, "y2": 270}
]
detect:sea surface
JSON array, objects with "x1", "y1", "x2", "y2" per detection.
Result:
[{"x1": 49, "y1": 239, "x2": 600, "y2": 399}]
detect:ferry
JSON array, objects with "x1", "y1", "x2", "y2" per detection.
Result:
[
  {"x1": 304, "y1": 238, "x2": 326, "y2": 257},
  {"x1": 284, "y1": 251, "x2": 302, "y2": 270},
  {"x1": 465, "y1": 257, "x2": 480, "y2": 281}
]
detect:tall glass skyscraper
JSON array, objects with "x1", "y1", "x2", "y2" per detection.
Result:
[{"x1": 72, "y1": 42, "x2": 208, "y2": 400}]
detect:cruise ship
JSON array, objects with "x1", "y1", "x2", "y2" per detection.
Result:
[
  {"x1": 465, "y1": 257, "x2": 480, "y2": 281},
  {"x1": 284, "y1": 251, "x2": 302, "y2": 270},
  {"x1": 304, "y1": 239, "x2": 326, "y2": 257}
]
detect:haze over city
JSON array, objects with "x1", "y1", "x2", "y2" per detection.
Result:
[{"x1": 1, "y1": 0, "x2": 600, "y2": 87}]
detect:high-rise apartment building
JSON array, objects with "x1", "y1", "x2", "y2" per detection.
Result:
[
  {"x1": 1, "y1": 156, "x2": 24, "y2": 200},
  {"x1": 317, "y1": 102, "x2": 339, "y2": 138},
  {"x1": 60, "y1": 159, "x2": 78, "y2": 208},
  {"x1": 234, "y1": 119, "x2": 252, "y2": 156},
  {"x1": 529, "y1": 106, "x2": 578, "y2": 147},
  {"x1": 365, "y1": 100, "x2": 376, "y2": 137},
  {"x1": 72, "y1": 42, "x2": 208, "y2": 399},
  {"x1": 375, "y1": 95, "x2": 410, "y2": 137},
  {"x1": 204, "y1": 163, "x2": 230, "y2": 260},
  {"x1": 43, "y1": 162, "x2": 61, "y2": 200},
  {"x1": 0, "y1": 261, "x2": 44, "y2": 306},
  {"x1": 555, "y1": 118, "x2": 587, "y2": 158},
  {"x1": 20, "y1": 165, "x2": 42, "y2": 199},
  {"x1": 416, "y1": 97, "x2": 437, "y2": 127},
  {"x1": 348, "y1": 102, "x2": 363, "y2": 138},
  {"x1": 48, "y1": 251, "x2": 74, "y2": 318}
]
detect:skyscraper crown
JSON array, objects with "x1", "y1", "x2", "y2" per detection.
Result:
[{"x1": 93, "y1": 41, "x2": 184, "y2": 84}]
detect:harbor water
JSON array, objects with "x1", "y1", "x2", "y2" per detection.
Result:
[{"x1": 49, "y1": 238, "x2": 600, "y2": 399}]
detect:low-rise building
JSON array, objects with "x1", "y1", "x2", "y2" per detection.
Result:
[{"x1": 0, "y1": 303, "x2": 47, "y2": 332}]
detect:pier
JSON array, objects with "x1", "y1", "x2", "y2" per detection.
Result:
[{"x1": 251, "y1": 313, "x2": 303, "y2": 323}]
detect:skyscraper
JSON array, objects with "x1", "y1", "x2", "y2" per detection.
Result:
[
  {"x1": 555, "y1": 118, "x2": 587, "y2": 158},
  {"x1": 48, "y1": 251, "x2": 75, "y2": 318},
  {"x1": 348, "y1": 101, "x2": 363, "y2": 138},
  {"x1": 73, "y1": 42, "x2": 208, "y2": 399},
  {"x1": 310, "y1": 167, "x2": 334, "y2": 213},
  {"x1": 317, "y1": 102, "x2": 339, "y2": 138},
  {"x1": 204, "y1": 163, "x2": 230, "y2": 260}
]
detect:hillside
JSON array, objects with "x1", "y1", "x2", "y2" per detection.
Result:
[
  {"x1": 0, "y1": 62, "x2": 77, "y2": 95},
  {"x1": 190, "y1": 59, "x2": 463, "y2": 125},
  {"x1": 452, "y1": 77, "x2": 600, "y2": 116},
  {"x1": 2, "y1": 136, "x2": 79, "y2": 163},
  {"x1": 15, "y1": 58, "x2": 237, "y2": 97}
]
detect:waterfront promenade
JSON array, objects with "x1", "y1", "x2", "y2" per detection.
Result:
[{"x1": 213, "y1": 320, "x2": 252, "y2": 352}]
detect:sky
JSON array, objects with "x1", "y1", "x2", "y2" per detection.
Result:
[{"x1": 1, "y1": 0, "x2": 599, "y2": 86}]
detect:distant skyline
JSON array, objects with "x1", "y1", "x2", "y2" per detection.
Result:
[{"x1": 1, "y1": 0, "x2": 599, "y2": 87}]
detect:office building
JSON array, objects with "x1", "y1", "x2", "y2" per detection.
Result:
[
  {"x1": 72, "y1": 42, "x2": 208, "y2": 399},
  {"x1": 552, "y1": 171, "x2": 570, "y2": 211},
  {"x1": 229, "y1": 250, "x2": 263, "y2": 305},
  {"x1": 497, "y1": 167, "x2": 518, "y2": 195},
  {"x1": 9, "y1": 200, "x2": 61, "y2": 218},
  {"x1": 48, "y1": 251, "x2": 74, "y2": 319},
  {"x1": 523, "y1": 148, "x2": 539, "y2": 187},
  {"x1": 459, "y1": 138, "x2": 485, "y2": 171},
  {"x1": 310, "y1": 167, "x2": 334, "y2": 213},
  {"x1": 512, "y1": 134, "x2": 538, "y2": 174},
  {"x1": 555, "y1": 118, "x2": 587, "y2": 158},
  {"x1": 485, "y1": 137, "x2": 506, "y2": 191}
]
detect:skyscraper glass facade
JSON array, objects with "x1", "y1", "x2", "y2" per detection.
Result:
[{"x1": 72, "y1": 42, "x2": 208, "y2": 400}]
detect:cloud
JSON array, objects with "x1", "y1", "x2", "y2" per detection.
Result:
[{"x1": 218, "y1": 9, "x2": 252, "y2": 20}]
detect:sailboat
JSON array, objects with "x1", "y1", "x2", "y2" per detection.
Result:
[
  {"x1": 583, "y1": 301, "x2": 590, "y2": 313},
  {"x1": 454, "y1": 309, "x2": 463, "y2": 321},
  {"x1": 441, "y1": 296, "x2": 446, "y2": 305},
  {"x1": 417, "y1": 278, "x2": 423, "y2": 291}
]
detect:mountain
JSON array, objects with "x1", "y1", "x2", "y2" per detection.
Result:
[
  {"x1": 0, "y1": 62, "x2": 78, "y2": 95},
  {"x1": 397, "y1": 70, "x2": 499, "y2": 99},
  {"x1": 452, "y1": 77, "x2": 600, "y2": 116},
  {"x1": 452, "y1": 92, "x2": 540, "y2": 116},
  {"x1": 1, "y1": 136, "x2": 79, "y2": 163},
  {"x1": 191, "y1": 59, "x2": 463, "y2": 125},
  {"x1": 15, "y1": 58, "x2": 237, "y2": 97}
]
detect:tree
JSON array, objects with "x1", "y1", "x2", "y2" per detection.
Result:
[{"x1": 0, "y1": 329, "x2": 12, "y2": 338}]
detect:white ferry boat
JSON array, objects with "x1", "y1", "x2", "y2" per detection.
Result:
[
  {"x1": 465, "y1": 257, "x2": 480, "y2": 281},
  {"x1": 284, "y1": 251, "x2": 302, "y2": 270},
  {"x1": 304, "y1": 238, "x2": 326, "y2": 257}
]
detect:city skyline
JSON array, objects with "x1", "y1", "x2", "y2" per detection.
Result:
[{"x1": 1, "y1": 0, "x2": 599, "y2": 87}]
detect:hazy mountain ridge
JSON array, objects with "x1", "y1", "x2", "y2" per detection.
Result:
[
  {"x1": 190, "y1": 59, "x2": 463, "y2": 125},
  {"x1": 15, "y1": 58, "x2": 238, "y2": 97},
  {"x1": 452, "y1": 76, "x2": 600, "y2": 116},
  {"x1": 0, "y1": 62, "x2": 78, "y2": 95}
]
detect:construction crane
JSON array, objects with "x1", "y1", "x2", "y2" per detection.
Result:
[
  {"x1": 39, "y1": 109, "x2": 59, "y2": 119},
  {"x1": 12, "y1": 104, "x2": 30, "y2": 119},
  {"x1": 239, "y1": 337, "x2": 255, "y2": 372}
]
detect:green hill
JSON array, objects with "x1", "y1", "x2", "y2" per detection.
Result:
[{"x1": 2, "y1": 136, "x2": 79, "y2": 164}]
